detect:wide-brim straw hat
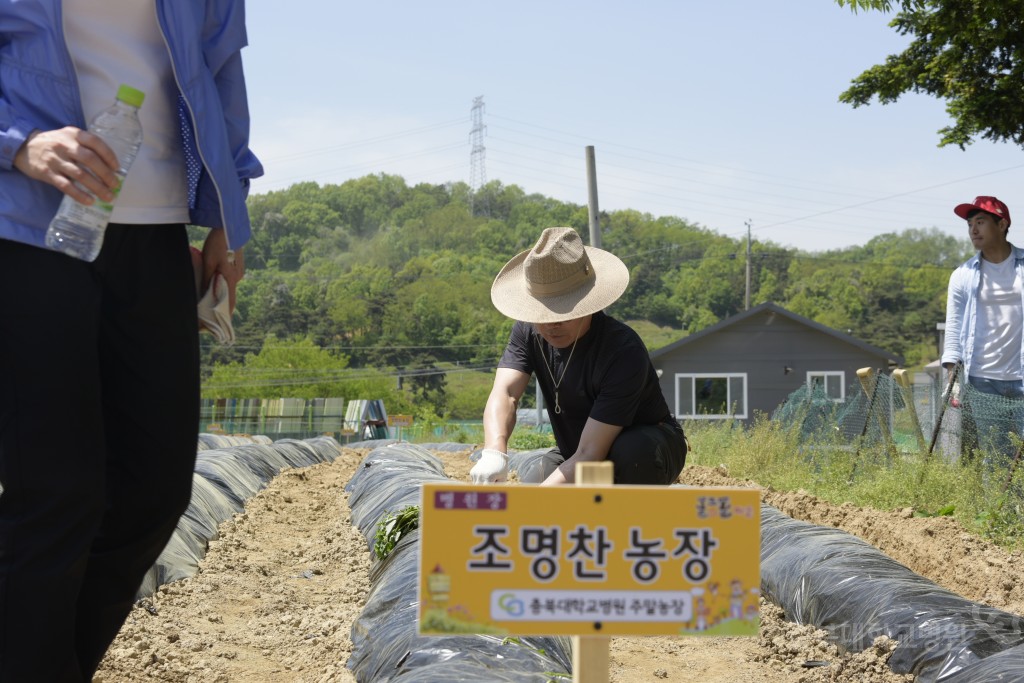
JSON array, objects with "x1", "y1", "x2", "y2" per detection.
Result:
[{"x1": 490, "y1": 227, "x2": 629, "y2": 323}]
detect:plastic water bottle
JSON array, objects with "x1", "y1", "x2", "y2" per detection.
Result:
[{"x1": 45, "y1": 84, "x2": 145, "y2": 261}]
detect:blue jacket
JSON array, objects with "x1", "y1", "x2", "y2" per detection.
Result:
[
  {"x1": 941, "y1": 244, "x2": 1024, "y2": 377},
  {"x1": 0, "y1": 0, "x2": 263, "y2": 252}
]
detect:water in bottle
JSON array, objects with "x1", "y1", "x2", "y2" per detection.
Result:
[{"x1": 45, "y1": 84, "x2": 145, "y2": 261}]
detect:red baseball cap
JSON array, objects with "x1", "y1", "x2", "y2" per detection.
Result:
[{"x1": 954, "y1": 196, "x2": 1011, "y2": 227}]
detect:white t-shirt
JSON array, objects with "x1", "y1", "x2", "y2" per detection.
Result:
[
  {"x1": 63, "y1": 0, "x2": 190, "y2": 224},
  {"x1": 972, "y1": 253, "x2": 1024, "y2": 380}
]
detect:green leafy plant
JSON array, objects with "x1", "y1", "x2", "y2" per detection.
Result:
[
  {"x1": 373, "y1": 505, "x2": 419, "y2": 560},
  {"x1": 509, "y1": 427, "x2": 555, "y2": 451},
  {"x1": 915, "y1": 503, "x2": 956, "y2": 518},
  {"x1": 419, "y1": 608, "x2": 504, "y2": 634}
]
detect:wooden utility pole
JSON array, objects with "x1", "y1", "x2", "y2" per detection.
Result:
[
  {"x1": 586, "y1": 146, "x2": 601, "y2": 248},
  {"x1": 744, "y1": 219, "x2": 752, "y2": 310}
]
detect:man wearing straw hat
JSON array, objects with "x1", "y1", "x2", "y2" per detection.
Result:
[{"x1": 471, "y1": 227, "x2": 687, "y2": 486}]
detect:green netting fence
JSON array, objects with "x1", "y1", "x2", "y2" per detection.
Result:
[
  {"x1": 199, "y1": 398, "x2": 482, "y2": 444},
  {"x1": 200, "y1": 397, "x2": 393, "y2": 441},
  {"x1": 772, "y1": 367, "x2": 1024, "y2": 490}
]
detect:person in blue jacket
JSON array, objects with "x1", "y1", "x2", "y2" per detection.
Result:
[{"x1": 0, "y1": 2, "x2": 262, "y2": 680}]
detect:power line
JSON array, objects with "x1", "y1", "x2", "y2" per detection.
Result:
[
  {"x1": 246, "y1": 106, "x2": 1019, "y2": 249},
  {"x1": 265, "y1": 118, "x2": 466, "y2": 164}
]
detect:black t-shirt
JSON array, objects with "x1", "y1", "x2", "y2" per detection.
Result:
[{"x1": 498, "y1": 312, "x2": 674, "y2": 455}]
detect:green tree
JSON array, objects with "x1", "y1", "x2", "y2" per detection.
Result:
[
  {"x1": 836, "y1": 0, "x2": 1024, "y2": 148},
  {"x1": 203, "y1": 337, "x2": 350, "y2": 399},
  {"x1": 203, "y1": 337, "x2": 414, "y2": 412},
  {"x1": 665, "y1": 241, "x2": 746, "y2": 322},
  {"x1": 324, "y1": 264, "x2": 395, "y2": 346},
  {"x1": 785, "y1": 266, "x2": 863, "y2": 333}
]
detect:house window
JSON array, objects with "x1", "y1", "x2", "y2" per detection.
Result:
[
  {"x1": 675, "y1": 374, "x2": 748, "y2": 420},
  {"x1": 807, "y1": 371, "x2": 844, "y2": 401}
]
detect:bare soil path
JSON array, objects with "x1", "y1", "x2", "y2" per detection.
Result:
[{"x1": 94, "y1": 445, "x2": 1024, "y2": 682}]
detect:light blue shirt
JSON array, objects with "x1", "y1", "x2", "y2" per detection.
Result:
[{"x1": 942, "y1": 244, "x2": 1024, "y2": 378}]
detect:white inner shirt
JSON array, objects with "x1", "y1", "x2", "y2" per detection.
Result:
[
  {"x1": 63, "y1": 0, "x2": 189, "y2": 224},
  {"x1": 972, "y1": 253, "x2": 1023, "y2": 380}
]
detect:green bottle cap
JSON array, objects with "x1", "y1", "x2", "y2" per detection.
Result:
[{"x1": 116, "y1": 84, "x2": 145, "y2": 108}]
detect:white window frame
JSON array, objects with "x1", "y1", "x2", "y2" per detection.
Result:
[
  {"x1": 806, "y1": 371, "x2": 845, "y2": 402},
  {"x1": 674, "y1": 373, "x2": 748, "y2": 420}
]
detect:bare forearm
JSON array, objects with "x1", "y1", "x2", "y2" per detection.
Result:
[
  {"x1": 482, "y1": 368, "x2": 531, "y2": 452},
  {"x1": 483, "y1": 392, "x2": 518, "y2": 452}
]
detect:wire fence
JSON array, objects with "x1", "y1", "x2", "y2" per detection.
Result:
[
  {"x1": 202, "y1": 374, "x2": 1024, "y2": 489},
  {"x1": 772, "y1": 367, "x2": 1024, "y2": 493},
  {"x1": 199, "y1": 398, "x2": 489, "y2": 445},
  {"x1": 200, "y1": 398, "x2": 344, "y2": 439}
]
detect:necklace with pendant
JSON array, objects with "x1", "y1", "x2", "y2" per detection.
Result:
[{"x1": 537, "y1": 333, "x2": 580, "y2": 415}]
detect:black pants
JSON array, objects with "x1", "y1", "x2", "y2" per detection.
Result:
[
  {"x1": 539, "y1": 421, "x2": 688, "y2": 485},
  {"x1": 0, "y1": 225, "x2": 199, "y2": 681}
]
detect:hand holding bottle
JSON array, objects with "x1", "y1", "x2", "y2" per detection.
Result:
[
  {"x1": 38, "y1": 84, "x2": 145, "y2": 261},
  {"x1": 14, "y1": 126, "x2": 120, "y2": 205}
]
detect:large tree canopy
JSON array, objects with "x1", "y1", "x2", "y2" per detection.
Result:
[{"x1": 836, "y1": 0, "x2": 1024, "y2": 149}]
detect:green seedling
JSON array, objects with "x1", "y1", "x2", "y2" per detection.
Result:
[{"x1": 373, "y1": 505, "x2": 419, "y2": 560}]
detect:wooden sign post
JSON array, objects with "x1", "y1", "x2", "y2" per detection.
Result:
[
  {"x1": 573, "y1": 462, "x2": 613, "y2": 683},
  {"x1": 387, "y1": 414, "x2": 413, "y2": 441},
  {"x1": 857, "y1": 367, "x2": 897, "y2": 457},
  {"x1": 892, "y1": 369, "x2": 927, "y2": 452}
]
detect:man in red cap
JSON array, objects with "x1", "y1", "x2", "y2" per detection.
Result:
[{"x1": 941, "y1": 196, "x2": 1024, "y2": 469}]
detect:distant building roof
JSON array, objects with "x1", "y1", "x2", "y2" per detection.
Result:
[{"x1": 650, "y1": 301, "x2": 904, "y2": 366}]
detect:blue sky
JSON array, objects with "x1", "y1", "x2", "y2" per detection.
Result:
[{"x1": 242, "y1": 1, "x2": 1024, "y2": 253}]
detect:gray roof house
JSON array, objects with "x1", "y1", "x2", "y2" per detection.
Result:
[{"x1": 649, "y1": 302, "x2": 904, "y2": 425}]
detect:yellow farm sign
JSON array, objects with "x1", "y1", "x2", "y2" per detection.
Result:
[{"x1": 418, "y1": 483, "x2": 760, "y2": 637}]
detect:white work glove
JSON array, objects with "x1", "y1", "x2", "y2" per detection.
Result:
[{"x1": 470, "y1": 448, "x2": 509, "y2": 484}]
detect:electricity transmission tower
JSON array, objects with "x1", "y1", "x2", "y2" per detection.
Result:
[{"x1": 469, "y1": 96, "x2": 489, "y2": 216}]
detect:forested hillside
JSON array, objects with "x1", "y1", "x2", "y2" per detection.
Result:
[{"x1": 193, "y1": 174, "x2": 970, "y2": 419}]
